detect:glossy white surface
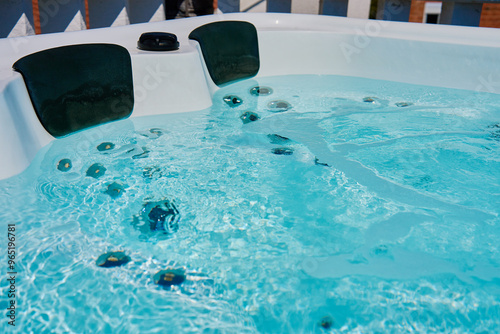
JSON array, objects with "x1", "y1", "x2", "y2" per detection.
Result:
[{"x1": 0, "y1": 13, "x2": 500, "y2": 179}]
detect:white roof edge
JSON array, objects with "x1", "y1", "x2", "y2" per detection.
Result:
[{"x1": 1, "y1": 13, "x2": 499, "y2": 69}]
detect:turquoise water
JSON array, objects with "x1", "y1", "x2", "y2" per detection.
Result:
[{"x1": 1, "y1": 75, "x2": 499, "y2": 333}]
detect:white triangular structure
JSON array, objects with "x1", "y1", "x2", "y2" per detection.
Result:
[
  {"x1": 347, "y1": 0, "x2": 371, "y2": 19},
  {"x1": 65, "y1": 10, "x2": 87, "y2": 32},
  {"x1": 7, "y1": 13, "x2": 35, "y2": 38},
  {"x1": 111, "y1": 7, "x2": 130, "y2": 27},
  {"x1": 149, "y1": 3, "x2": 166, "y2": 22}
]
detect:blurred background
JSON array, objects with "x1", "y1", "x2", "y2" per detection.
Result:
[{"x1": 1, "y1": 0, "x2": 499, "y2": 38}]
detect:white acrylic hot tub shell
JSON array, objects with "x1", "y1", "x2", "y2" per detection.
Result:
[{"x1": 1, "y1": 13, "x2": 500, "y2": 180}]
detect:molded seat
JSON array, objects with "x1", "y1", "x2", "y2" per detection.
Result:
[
  {"x1": 189, "y1": 21, "x2": 259, "y2": 86},
  {"x1": 13, "y1": 44, "x2": 134, "y2": 137}
]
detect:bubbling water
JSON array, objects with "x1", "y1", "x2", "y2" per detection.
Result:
[{"x1": 0, "y1": 75, "x2": 499, "y2": 333}]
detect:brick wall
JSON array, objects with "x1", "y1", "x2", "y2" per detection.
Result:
[
  {"x1": 409, "y1": 0, "x2": 426, "y2": 23},
  {"x1": 480, "y1": 3, "x2": 500, "y2": 28}
]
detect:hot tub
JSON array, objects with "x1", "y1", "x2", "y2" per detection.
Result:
[
  {"x1": 1, "y1": 13, "x2": 500, "y2": 180},
  {"x1": 0, "y1": 13, "x2": 499, "y2": 333}
]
